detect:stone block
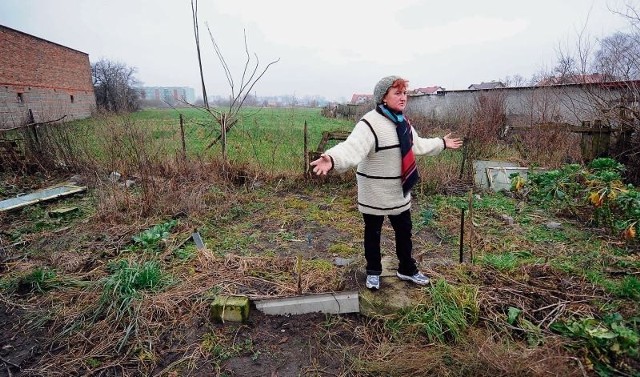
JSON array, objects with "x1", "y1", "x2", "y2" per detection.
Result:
[
  {"x1": 48, "y1": 206, "x2": 79, "y2": 217},
  {"x1": 210, "y1": 295, "x2": 250, "y2": 323}
]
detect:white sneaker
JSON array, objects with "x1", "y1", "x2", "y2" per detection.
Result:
[
  {"x1": 396, "y1": 271, "x2": 430, "y2": 285},
  {"x1": 365, "y1": 275, "x2": 380, "y2": 290}
]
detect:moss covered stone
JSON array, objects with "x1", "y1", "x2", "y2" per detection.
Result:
[{"x1": 210, "y1": 295, "x2": 250, "y2": 323}]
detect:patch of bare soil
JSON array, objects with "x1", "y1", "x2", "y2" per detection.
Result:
[
  {"x1": 212, "y1": 311, "x2": 357, "y2": 377},
  {"x1": 0, "y1": 305, "x2": 40, "y2": 377}
]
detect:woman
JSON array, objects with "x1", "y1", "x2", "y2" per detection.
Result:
[{"x1": 310, "y1": 76, "x2": 463, "y2": 290}]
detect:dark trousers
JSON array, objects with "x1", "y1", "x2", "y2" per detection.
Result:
[{"x1": 362, "y1": 209, "x2": 418, "y2": 276}]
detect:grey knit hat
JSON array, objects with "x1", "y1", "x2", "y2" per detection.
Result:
[{"x1": 373, "y1": 75, "x2": 402, "y2": 104}]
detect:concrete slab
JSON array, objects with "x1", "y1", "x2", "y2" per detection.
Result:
[
  {"x1": 486, "y1": 166, "x2": 530, "y2": 192},
  {"x1": 0, "y1": 184, "x2": 86, "y2": 212},
  {"x1": 473, "y1": 160, "x2": 520, "y2": 191},
  {"x1": 254, "y1": 291, "x2": 359, "y2": 316},
  {"x1": 473, "y1": 160, "x2": 546, "y2": 192}
]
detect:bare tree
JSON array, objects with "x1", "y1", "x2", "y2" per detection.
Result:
[
  {"x1": 191, "y1": 0, "x2": 208, "y2": 109},
  {"x1": 549, "y1": 2, "x2": 640, "y2": 182},
  {"x1": 92, "y1": 59, "x2": 141, "y2": 113},
  {"x1": 593, "y1": 32, "x2": 640, "y2": 80},
  {"x1": 610, "y1": 1, "x2": 640, "y2": 30},
  {"x1": 91, "y1": 59, "x2": 140, "y2": 112},
  {"x1": 190, "y1": 0, "x2": 279, "y2": 162},
  {"x1": 502, "y1": 74, "x2": 527, "y2": 87}
]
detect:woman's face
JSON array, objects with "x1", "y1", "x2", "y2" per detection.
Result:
[{"x1": 383, "y1": 86, "x2": 407, "y2": 112}]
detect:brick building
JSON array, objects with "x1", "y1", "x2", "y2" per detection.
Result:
[{"x1": 0, "y1": 25, "x2": 95, "y2": 130}]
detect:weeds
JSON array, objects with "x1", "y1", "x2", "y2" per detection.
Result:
[
  {"x1": 477, "y1": 252, "x2": 520, "y2": 271},
  {"x1": 2, "y1": 267, "x2": 59, "y2": 294},
  {"x1": 102, "y1": 259, "x2": 169, "y2": 301},
  {"x1": 201, "y1": 331, "x2": 256, "y2": 371},
  {"x1": 130, "y1": 219, "x2": 178, "y2": 253},
  {"x1": 387, "y1": 279, "x2": 479, "y2": 343},
  {"x1": 551, "y1": 313, "x2": 640, "y2": 376},
  {"x1": 516, "y1": 157, "x2": 640, "y2": 242},
  {"x1": 3, "y1": 108, "x2": 639, "y2": 376}
]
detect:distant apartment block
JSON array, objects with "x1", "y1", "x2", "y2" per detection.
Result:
[{"x1": 138, "y1": 86, "x2": 196, "y2": 104}]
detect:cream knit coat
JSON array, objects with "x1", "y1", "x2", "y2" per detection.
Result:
[{"x1": 326, "y1": 109, "x2": 445, "y2": 215}]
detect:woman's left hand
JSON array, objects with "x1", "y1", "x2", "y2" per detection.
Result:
[{"x1": 443, "y1": 133, "x2": 463, "y2": 149}]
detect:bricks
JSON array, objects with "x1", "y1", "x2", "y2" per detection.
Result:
[{"x1": 0, "y1": 26, "x2": 95, "y2": 128}]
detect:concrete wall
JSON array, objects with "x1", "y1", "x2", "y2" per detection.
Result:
[
  {"x1": 406, "y1": 84, "x2": 629, "y2": 127},
  {"x1": 0, "y1": 25, "x2": 96, "y2": 129}
]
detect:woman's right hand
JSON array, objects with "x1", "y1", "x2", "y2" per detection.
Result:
[{"x1": 310, "y1": 154, "x2": 332, "y2": 176}]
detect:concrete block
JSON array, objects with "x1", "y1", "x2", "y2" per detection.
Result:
[
  {"x1": 210, "y1": 295, "x2": 250, "y2": 323},
  {"x1": 254, "y1": 291, "x2": 359, "y2": 316}
]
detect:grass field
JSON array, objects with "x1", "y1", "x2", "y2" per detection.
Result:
[
  {"x1": 96, "y1": 107, "x2": 355, "y2": 174},
  {"x1": 46, "y1": 106, "x2": 466, "y2": 186}
]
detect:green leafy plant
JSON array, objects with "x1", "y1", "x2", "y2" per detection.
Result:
[
  {"x1": 131, "y1": 219, "x2": 178, "y2": 252},
  {"x1": 173, "y1": 246, "x2": 196, "y2": 261},
  {"x1": 516, "y1": 158, "x2": 639, "y2": 242},
  {"x1": 505, "y1": 306, "x2": 543, "y2": 346},
  {"x1": 551, "y1": 313, "x2": 639, "y2": 375},
  {"x1": 525, "y1": 163, "x2": 584, "y2": 205}
]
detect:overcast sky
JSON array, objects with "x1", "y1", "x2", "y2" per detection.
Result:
[{"x1": 0, "y1": 0, "x2": 636, "y2": 102}]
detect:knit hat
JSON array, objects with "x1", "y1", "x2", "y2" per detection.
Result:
[{"x1": 373, "y1": 75, "x2": 402, "y2": 104}]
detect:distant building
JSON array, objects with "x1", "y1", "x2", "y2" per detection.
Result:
[
  {"x1": 138, "y1": 86, "x2": 196, "y2": 104},
  {"x1": 412, "y1": 86, "x2": 445, "y2": 95},
  {"x1": 468, "y1": 81, "x2": 506, "y2": 90},
  {"x1": 351, "y1": 94, "x2": 373, "y2": 104},
  {"x1": 0, "y1": 25, "x2": 95, "y2": 129}
]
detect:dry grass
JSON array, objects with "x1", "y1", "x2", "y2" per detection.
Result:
[
  {"x1": 318, "y1": 316, "x2": 586, "y2": 377},
  {"x1": 2, "y1": 110, "x2": 636, "y2": 376},
  {"x1": 9, "y1": 249, "x2": 343, "y2": 376}
]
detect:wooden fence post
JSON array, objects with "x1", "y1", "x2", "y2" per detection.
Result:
[
  {"x1": 179, "y1": 113, "x2": 186, "y2": 160},
  {"x1": 303, "y1": 120, "x2": 309, "y2": 176}
]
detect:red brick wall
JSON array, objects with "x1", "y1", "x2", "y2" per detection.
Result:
[{"x1": 0, "y1": 25, "x2": 95, "y2": 129}]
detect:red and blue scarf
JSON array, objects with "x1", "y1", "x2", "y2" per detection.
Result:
[{"x1": 377, "y1": 104, "x2": 419, "y2": 196}]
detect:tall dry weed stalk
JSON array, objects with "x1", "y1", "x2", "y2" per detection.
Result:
[
  {"x1": 510, "y1": 127, "x2": 582, "y2": 168},
  {"x1": 92, "y1": 117, "x2": 229, "y2": 221},
  {"x1": 450, "y1": 91, "x2": 510, "y2": 180},
  {"x1": 466, "y1": 91, "x2": 507, "y2": 155}
]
